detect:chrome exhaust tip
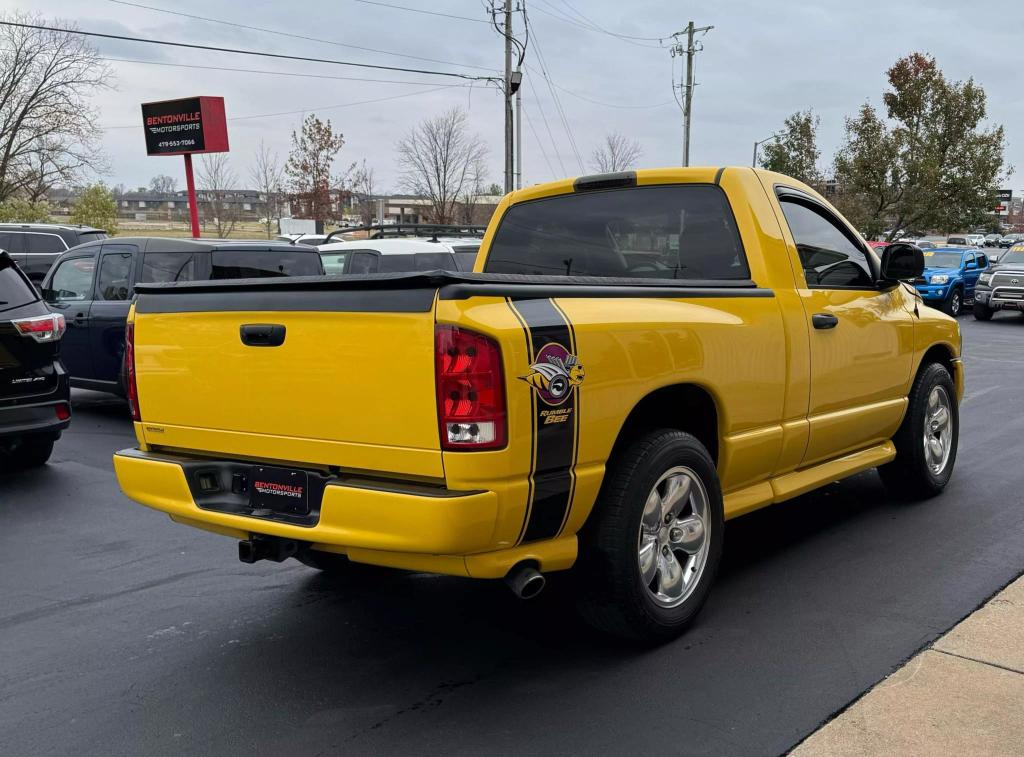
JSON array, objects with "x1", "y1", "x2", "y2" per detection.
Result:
[{"x1": 505, "y1": 563, "x2": 546, "y2": 599}]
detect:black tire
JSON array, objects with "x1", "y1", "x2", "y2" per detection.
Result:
[
  {"x1": 973, "y1": 302, "x2": 993, "y2": 321},
  {"x1": 3, "y1": 434, "x2": 55, "y2": 470},
  {"x1": 575, "y1": 430, "x2": 724, "y2": 644},
  {"x1": 879, "y1": 362, "x2": 958, "y2": 499},
  {"x1": 941, "y1": 287, "x2": 963, "y2": 317}
]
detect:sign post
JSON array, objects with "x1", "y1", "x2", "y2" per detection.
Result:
[{"x1": 141, "y1": 96, "x2": 229, "y2": 238}]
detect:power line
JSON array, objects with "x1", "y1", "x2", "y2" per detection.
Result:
[
  {"x1": 524, "y1": 78, "x2": 566, "y2": 175},
  {"x1": 0, "y1": 21, "x2": 499, "y2": 82},
  {"x1": 523, "y1": 63, "x2": 673, "y2": 109},
  {"x1": 523, "y1": 13, "x2": 584, "y2": 172},
  {"x1": 521, "y1": 104, "x2": 556, "y2": 179},
  {"x1": 107, "y1": 0, "x2": 499, "y2": 73},
  {"x1": 528, "y1": 0, "x2": 664, "y2": 48},
  {"x1": 556, "y1": 0, "x2": 666, "y2": 42},
  {"x1": 353, "y1": 0, "x2": 490, "y2": 24},
  {"x1": 99, "y1": 55, "x2": 471, "y2": 87},
  {"x1": 100, "y1": 84, "x2": 467, "y2": 129}
]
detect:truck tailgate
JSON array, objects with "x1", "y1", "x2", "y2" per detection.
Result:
[{"x1": 131, "y1": 280, "x2": 443, "y2": 478}]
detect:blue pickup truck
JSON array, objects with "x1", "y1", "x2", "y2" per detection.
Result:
[{"x1": 913, "y1": 246, "x2": 990, "y2": 317}]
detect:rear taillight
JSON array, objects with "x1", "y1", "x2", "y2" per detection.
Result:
[
  {"x1": 435, "y1": 325, "x2": 506, "y2": 450},
  {"x1": 125, "y1": 321, "x2": 140, "y2": 422},
  {"x1": 12, "y1": 313, "x2": 65, "y2": 343},
  {"x1": 55, "y1": 403, "x2": 71, "y2": 421}
]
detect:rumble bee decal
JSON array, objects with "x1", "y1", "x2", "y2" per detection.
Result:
[{"x1": 520, "y1": 343, "x2": 585, "y2": 405}]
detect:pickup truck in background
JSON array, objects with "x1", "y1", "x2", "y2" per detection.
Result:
[
  {"x1": 41, "y1": 238, "x2": 324, "y2": 396},
  {"x1": 114, "y1": 168, "x2": 963, "y2": 642},
  {"x1": 912, "y1": 246, "x2": 990, "y2": 316}
]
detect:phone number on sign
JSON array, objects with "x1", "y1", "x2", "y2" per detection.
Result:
[{"x1": 157, "y1": 139, "x2": 197, "y2": 149}]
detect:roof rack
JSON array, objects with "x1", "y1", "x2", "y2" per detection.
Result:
[{"x1": 324, "y1": 223, "x2": 487, "y2": 244}]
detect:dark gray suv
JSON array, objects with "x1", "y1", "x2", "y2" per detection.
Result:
[{"x1": 0, "y1": 223, "x2": 107, "y2": 286}]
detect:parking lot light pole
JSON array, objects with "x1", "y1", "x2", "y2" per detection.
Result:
[{"x1": 752, "y1": 132, "x2": 785, "y2": 168}]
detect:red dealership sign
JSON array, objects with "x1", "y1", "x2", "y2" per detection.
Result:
[{"x1": 140, "y1": 96, "x2": 229, "y2": 156}]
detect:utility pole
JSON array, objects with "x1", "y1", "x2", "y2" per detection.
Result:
[
  {"x1": 504, "y1": 2, "x2": 514, "y2": 194},
  {"x1": 515, "y1": 64, "x2": 523, "y2": 190},
  {"x1": 672, "y1": 21, "x2": 712, "y2": 167}
]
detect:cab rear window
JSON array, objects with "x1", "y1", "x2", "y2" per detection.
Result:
[
  {"x1": 210, "y1": 250, "x2": 323, "y2": 279},
  {"x1": 484, "y1": 184, "x2": 749, "y2": 280}
]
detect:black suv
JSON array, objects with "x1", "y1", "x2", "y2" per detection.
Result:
[
  {"x1": 0, "y1": 252, "x2": 70, "y2": 470},
  {"x1": 41, "y1": 237, "x2": 325, "y2": 394},
  {"x1": 0, "y1": 223, "x2": 108, "y2": 287}
]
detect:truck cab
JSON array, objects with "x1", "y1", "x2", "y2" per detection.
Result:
[{"x1": 914, "y1": 246, "x2": 989, "y2": 316}]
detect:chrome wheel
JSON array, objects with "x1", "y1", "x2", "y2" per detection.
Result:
[
  {"x1": 923, "y1": 385, "x2": 953, "y2": 475},
  {"x1": 637, "y1": 466, "x2": 710, "y2": 608}
]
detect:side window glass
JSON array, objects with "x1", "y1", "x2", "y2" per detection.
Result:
[
  {"x1": 96, "y1": 252, "x2": 134, "y2": 301},
  {"x1": 45, "y1": 257, "x2": 96, "y2": 302},
  {"x1": 349, "y1": 251, "x2": 379, "y2": 274},
  {"x1": 977, "y1": 254, "x2": 987, "y2": 267},
  {"x1": 778, "y1": 198, "x2": 875, "y2": 289},
  {"x1": 25, "y1": 233, "x2": 67, "y2": 254},
  {"x1": 140, "y1": 251, "x2": 199, "y2": 283}
]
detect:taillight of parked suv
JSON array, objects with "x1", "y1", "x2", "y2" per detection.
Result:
[
  {"x1": 12, "y1": 313, "x2": 65, "y2": 342},
  {"x1": 126, "y1": 321, "x2": 140, "y2": 422}
]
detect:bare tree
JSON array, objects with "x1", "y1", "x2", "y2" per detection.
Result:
[
  {"x1": 149, "y1": 174, "x2": 177, "y2": 194},
  {"x1": 349, "y1": 159, "x2": 376, "y2": 226},
  {"x1": 197, "y1": 153, "x2": 239, "y2": 238},
  {"x1": 591, "y1": 132, "x2": 642, "y2": 173},
  {"x1": 0, "y1": 13, "x2": 111, "y2": 202},
  {"x1": 249, "y1": 140, "x2": 285, "y2": 238},
  {"x1": 397, "y1": 107, "x2": 488, "y2": 224},
  {"x1": 458, "y1": 153, "x2": 488, "y2": 224}
]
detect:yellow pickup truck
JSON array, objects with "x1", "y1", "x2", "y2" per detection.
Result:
[{"x1": 114, "y1": 167, "x2": 962, "y2": 642}]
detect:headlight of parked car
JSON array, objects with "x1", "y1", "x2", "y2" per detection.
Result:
[
  {"x1": 979, "y1": 273, "x2": 992, "y2": 286},
  {"x1": 930, "y1": 274, "x2": 949, "y2": 284}
]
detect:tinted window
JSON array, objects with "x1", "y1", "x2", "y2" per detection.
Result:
[
  {"x1": 349, "y1": 251, "x2": 379, "y2": 274},
  {"x1": 96, "y1": 252, "x2": 134, "y2": 301},
  {"x1": 0, "y1": 258, "x2": 36, "y2": 310},
  {"x1": 45, "y1": 257, "x2": 95, "y2": 302},
  {"x1": 140, "y1": 251, "x2": 201, "y2": 283},
  {"x1": 779, "y1": 199, "x2": 874, "y2": 288},
  {"x1": 453, "y1": 252, "x2": 478, "y2": 271},
  {"x1": 484, "y1": 184, "x2": 749, "y2": 280},
  {"x1": 210, "y1": 249, "x2": 322, "y2": 279},
  {"x1": 24, "y1": 233, "x2": 67, "y2": 254},
  {"x1": 380, "y1": 253, "x2": 456, "y2": 272},
  {"x1": 0, "y1": 232, "x2": 14, "y2": 254},
  {"x1": 947, "y1": 237, "x2": 968, "y2": 245}
]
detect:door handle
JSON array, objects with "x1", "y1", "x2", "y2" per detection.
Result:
[
  {"x1": 812, "y1": 313, "x2": 839, "y2": 330},
  {"x1": 240, "y1": 324, "x2": 286, "y2": 347}
]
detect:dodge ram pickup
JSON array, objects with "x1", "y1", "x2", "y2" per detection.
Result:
[{"x1": 114, "y1": 167, "x2": 963, "y2": 642}]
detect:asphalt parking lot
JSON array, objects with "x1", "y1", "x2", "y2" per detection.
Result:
[{"x1": 3, "y1": 312, "x2": 1024, "y2": 757}]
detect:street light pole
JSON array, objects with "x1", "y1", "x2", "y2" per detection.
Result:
[{"x1": 752, "y1": 132, "x2": 785, "y2": 168}]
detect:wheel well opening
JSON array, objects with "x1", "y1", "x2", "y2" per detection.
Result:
[
  {"x1": 611, "y1": 384, "x2": 719, "y2": 465},
  {"x1": 920, "y1": 344, "x2": 954, "y2": 376}
]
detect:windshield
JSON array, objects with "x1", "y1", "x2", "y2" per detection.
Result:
[
  {"x1": 999, "y1": 251, "x2": 1024, "y2": 266},
  {"x1": 924, "y1": 251, "x2": 964, "y2": 268},
  {"x1": 946, "y1": 237, "x2": 967, "y2": 245}
]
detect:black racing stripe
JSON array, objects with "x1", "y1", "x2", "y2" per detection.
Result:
[
  {"x1": 549, "y1": 298, "x2": 580, "y2": 537},
  {"x1": 506, "y1": 298, "x2": 537, "y2": 544},
  {"x1": 511, "y1": 298, "x2": 577, "y2": 544}
]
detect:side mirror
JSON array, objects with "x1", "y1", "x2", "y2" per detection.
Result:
[
  {"x1": 880, "y1": 242, "x2": 924, "y2": 281},
  {"x1": 965, "y1": 260, "x2": 978, "y2": 270}
]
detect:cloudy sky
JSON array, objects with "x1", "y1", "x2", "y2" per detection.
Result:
[{"x1": 14, "y1": 0, "x2": 1024, "y2": 194}]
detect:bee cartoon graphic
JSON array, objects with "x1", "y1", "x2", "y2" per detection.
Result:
[{"x1": 520, "y1": 343, "x2": 585, "y2": 404}]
